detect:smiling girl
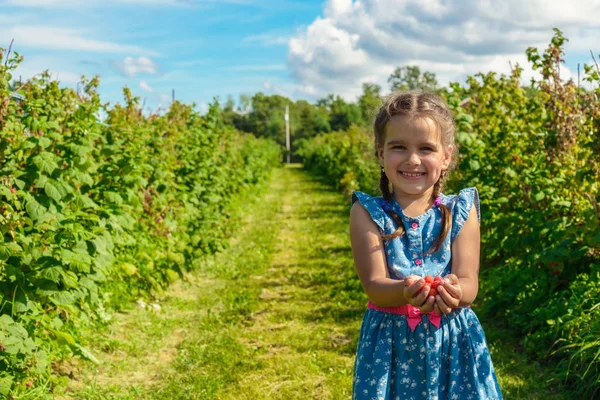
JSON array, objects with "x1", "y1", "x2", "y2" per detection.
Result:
[{"x1": 349, "y1": 91, "x2": 503, "y2": 399}]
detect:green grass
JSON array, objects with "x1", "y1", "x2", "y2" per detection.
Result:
[{"x1": 58, "y1": 164, "x2": 572, "y2": 399}]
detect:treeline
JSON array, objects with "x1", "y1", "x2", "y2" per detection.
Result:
[
  {"x1": 218, "y1": 65, "x2": 439, "y2": 151},
  {"x1": 295, "y1": 29, "x2": 599, "y2": 397},
  {"x1": 0, "y1": 52, "x2": 280, "y2": 395}
]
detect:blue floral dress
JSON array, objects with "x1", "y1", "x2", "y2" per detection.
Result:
[{"x1": 351, "y1": 187, "x2": 503, "y2": 400}]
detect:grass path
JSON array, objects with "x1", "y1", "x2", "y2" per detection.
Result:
[{"x1": 61, "y1": 164, "x2": 567, "y2": 399}]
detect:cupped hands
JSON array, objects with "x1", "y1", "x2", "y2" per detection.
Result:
[{"x1": 403, "y1": 274, "x2": 463, "y2": 315}]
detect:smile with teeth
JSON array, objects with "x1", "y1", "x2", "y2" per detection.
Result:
[
  {"x1": 400, "y1": 171, "x2": 425, "y2": 177},
  {"x1": 400, "y1": 171, "x2": 425, "y2": 181}
]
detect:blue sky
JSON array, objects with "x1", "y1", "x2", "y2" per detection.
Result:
[
  {"x1": 1, "y1": 0, "x2": 599, "y2": 114},
  {"x1": 1, "y1": 0, "x2": 325, "y2": 112}
]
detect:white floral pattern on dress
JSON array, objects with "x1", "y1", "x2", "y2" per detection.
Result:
[{"x1": 351, "y1": 187, "x2": 502, "y2": 399}]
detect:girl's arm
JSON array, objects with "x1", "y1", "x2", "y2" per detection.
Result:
[
  {"x1": 350, "y1": 202, "x2": 410, "y2": 307},
  {"x1": 448, "y1": 204, "x2": 480, "y2": 307}
]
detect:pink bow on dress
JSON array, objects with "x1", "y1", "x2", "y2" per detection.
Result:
[
  {"x1": 367, "y1": 301, "x2": 442, "y2": 331},
  {"x1": 406, "y1": 304, "x2": 441, "y2": 331}
]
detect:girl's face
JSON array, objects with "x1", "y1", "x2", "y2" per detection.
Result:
[{"x1": 378, "y1": 114, "x2": 453, "y2": 200}]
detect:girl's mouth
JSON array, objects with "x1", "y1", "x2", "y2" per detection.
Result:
[{"x1": 400, "y1": 171, "x2": 425, "y2": 180}]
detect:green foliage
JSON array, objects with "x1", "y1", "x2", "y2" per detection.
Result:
[
  {"x1": 317, "y1": 94, "x2": 364, "y2": 132},
  {"x1": 298, "y1": 29, "x2": 600, "y2": 397},
  {"x1": 295, "y1": 124, "x2": 379, "y2": 197},
  {"x1": 0, "y1": 50, "x2": 281, "y2": 395},
  {"x1": 388, "y1": 65, "x2": 439, "y2": 92},
  {"x1": 358, "y1": 83, "x2": 382, "y2": 125}
]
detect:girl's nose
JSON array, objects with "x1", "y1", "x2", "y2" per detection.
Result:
[{"x1": 407, "y1": 152, "x2": 420, "y2": 165}]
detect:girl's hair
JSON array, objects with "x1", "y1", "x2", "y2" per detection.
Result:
[{"x1": 374, "y1": 91, "x2": 457, "y2": 254}]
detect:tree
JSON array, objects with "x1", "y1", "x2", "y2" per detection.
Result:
[
  {"x1": 358, "y1": 82, "x2": 382, "y2": 124},
  {"x1": 388, "y1": 65, "x2": 438, "y2": 92},
  {"x1": 294, "y1": 100, "x2": 331, "y2": 140},
  {"x1": 317, "y1": 94, "x2": 363, "y2": 131},
  {"x1": 221, "y1": 95, "x2": 238, "y2": 127}
]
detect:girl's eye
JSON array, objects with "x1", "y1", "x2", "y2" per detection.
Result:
[{"x1": 421, "y1": 147, "x2": 434, "y2": 152}]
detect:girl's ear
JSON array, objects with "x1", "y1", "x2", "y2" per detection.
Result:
[
  {"x1": 377, "y1": 146, "x2": 384, "y2": 167},
  {"x1": 442, "y1": 145, "x2": 453, "y2": 169}
]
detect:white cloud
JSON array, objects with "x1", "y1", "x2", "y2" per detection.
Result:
[
  {"x1": 262, "y1": 79, "x2": 293, "y2": 97},
  {"x1": 287, "y1": 0, "x2": 600, "y2": 100},
  {"x1": 139, "y1": 80, "x2": 153, "y2": 92},
  {"x1": 114, "y1": 56, "x2": 158, "y2": 78},
  {"x1": 5, "y1": 26, "x2": 157, "y2": 55}
]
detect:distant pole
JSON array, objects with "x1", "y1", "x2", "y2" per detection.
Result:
[
  {"x1": 285, "y1": 105, "x2": 290, "y2": 164},
  {"x1": 172, "y1": 89, "x2": 175, "y2": 103}
]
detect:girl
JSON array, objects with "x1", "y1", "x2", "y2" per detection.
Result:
[{"x1": 349, "y1": 91, "x2": 503, "y2": 399}]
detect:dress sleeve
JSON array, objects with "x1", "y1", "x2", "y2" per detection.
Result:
[
  {"x1": 450, "y1": 187, "x2": 480, "y2": 242},
  {"x1": 351, "y1": 191, "x2": 386, "y2": 233}
]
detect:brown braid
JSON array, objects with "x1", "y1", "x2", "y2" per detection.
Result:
[
  {"x1": 373, "y1": 91, "x2": 458, "y2": 252},
  {"x1": 380, "y1": 169, "x2": 405, "y2": 241},
  {"x1": 427, "y1": 171, "x2": 452, "y2": 254}
]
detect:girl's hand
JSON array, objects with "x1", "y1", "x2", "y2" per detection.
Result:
[
  {"x1": 433, "y1": 274, "x2": 463, "y2": 315},
  {"x1": 403, "y1": 275, "x2": 435, "y2": 313}
]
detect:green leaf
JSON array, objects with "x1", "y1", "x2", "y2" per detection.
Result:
[
  {"x1": 74, "y1": 343, "x2": 100, "y2": 364},
  {"x1": 14, "y1": 179, "x2": 25, "y2": 190},
  {"x1": 0, "y1": 375, "x2": 14, "y2": 396},
  {"x1": 3, "y1": 336, "x2": 23, "y2": 354},
  {"x1": 31, "y1": 151, "x2": 58, "y2": 174},
  {"x1": 22, "y1": 138, "x2": 38, "y2": 149},
  {"x1": 51, "y1": 317, "x2": 64, "y2": 330},
  {"x1": 62, "y1": 270, "x2": 80, "y2": 288},
  {"x1": 0, "y1": 185, "x2": 12, "y2": 198},
  {"x1": 78, "y1": 194, "x2": 98, "y2": 209},
  {"x1": 3, "y1": 317, "x2": 28, "y2": 338},
  {"x1": 74, "y1": 171, "x2": 94, "y2": 186},
  {"x1": 90, "y1": 236, "x2": 107, "y2": 254},
  {"x1": 166, "y1": 269, "x2": 179, "y2": 282},
  {"x1": 0, "y1": 242, "x2": 22, "y2": 260},
  {"x1": 48, "y1": 330, "x2": 100, "y2": 364},
  {"x1": 35, "y1": 280, "x2": 59, "y2": 297},
  {"x1": 12, "y1": 292, "x2": 32, "y2": 314},
  {"x1": 35, "y1": 174, "x2": 49, "y2": 189},
  {"x1": 468, "y1": 160, "x2": 480, "y2": 171},
  {"x1": 35, "y1": 350, "x2": 49, "y2": 373},
  {"x1": 0, "y1": 315, "x2": 15, "y2": 329},
  {"x1": 50, "y1": 329, "x2": 76, "y2": 346},
  {"x1": 504, "y1": 168, "x2": 517, "y2": 178},
  {"x1": 38, "y1": 266, "x2": 63, "y2": 283},
  {"x1": 79, "y1": 277, "x2": 98, "y2": 294},
  {"x1": 45, "y1": 181, "x2": 63, "y2": 202},
  {"x1": 50, "y1": 291, "x2": 75, "y2": 306},
  {"x1": 104, "y1": 191, "x2": 123, "y2": 205},
  {"x1": 534, "y1": 191, "x2": 545, "y2": 201},
  {"x1": 121, "y1": 262, "x2": 138, "y2": 276},
  {"x1": 47, "y1": 120, "x2": 60, "y2": 130},
  {"x1": 26, "y1": 198, "x2": 47, "y2": 220},
  {"x1": 38, "y1": 137, "x2": 52, "y2": 148}
]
